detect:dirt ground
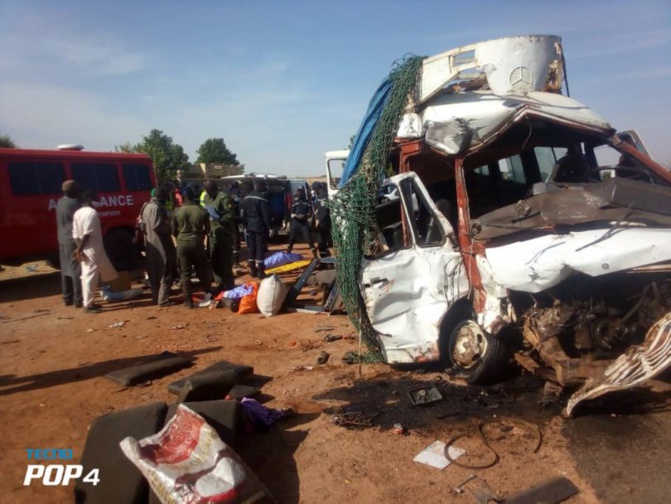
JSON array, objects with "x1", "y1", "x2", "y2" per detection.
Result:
[{"x1": 1, "y1": 251, "x2": 670, "y2": 504}]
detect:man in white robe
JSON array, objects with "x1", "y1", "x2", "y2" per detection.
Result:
[{"x1": 73, "y1": 190, "x2": 118, "y2": 313}]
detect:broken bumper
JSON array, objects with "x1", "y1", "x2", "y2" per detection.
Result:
[{"x1": 565, "y1": 311, "x2": 671, "y2": 416}]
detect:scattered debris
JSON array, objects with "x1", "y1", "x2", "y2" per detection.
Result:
[
  {"x1": 293, "y1": 365, "x2": 314, "y2": 371},
  {"x1": 109, "y1": 321, "x2": 126, "y2": 328},
  {"x1": 1, "y1": 311, "x2": 50, "y2": 323},
  {"x1": 86, "y1": 328, "x2": 95, "y2": 333},
  {"x1": 57, "y1": 316, "x2": 73, "y2": 320},
  {"x1": 407, "y1": 385, "x2": 443, "y2": 406},
  {"x1": 317, "y1": 351, "x2": 330, "y2": 365},
  {"x1": 413, "y1": 441, "x2": 465, "y2": 470},
  {"x1": 454, "y1": 474, "x2": 477, "y2": 495},
  {"x1": 468, "y1": 477, "x2": 503, "y2": 504},
  {"x1": 392, "y1": 423, "x2": 405, "y2": 435},
  {"x1": 323, "y1": 334, "x2": 343, "y2": 342},
  {"x1": 169, "y1": 324, "x2": 186, "y2": 330},
  {"x1": 506, "y1": 476, "x2": 579, "y2": 504},
  {"x1": 330, "y1": 411, "x2": 378, "y2": 429},
  {"x1": 315, "y1": 326, "x2": 335, "y2": 333}
]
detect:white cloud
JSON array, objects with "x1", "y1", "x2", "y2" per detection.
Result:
[
  {"x1": 0, "y1": 11, "x2": 145, "y2": 76},
  {"x1": 0, "y1": 81, "x2": 146, "y2": 150}
]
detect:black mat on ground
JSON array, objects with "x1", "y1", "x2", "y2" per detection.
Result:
[
  {"x1": 167, "y1": 360, "x2": 254, "y2": 394},
  {"x1": 75, "y1": 402, "x2": 167, "y2": 504},
  {"x1": 105, "y1": 351, "x2": 193, "y2": 386},
  {"x1": 227, "y1": 384, "x2": 261, "y2": 400},
  {"x1": 176, "y1": 369, "x2": 236, "y2": 403}
]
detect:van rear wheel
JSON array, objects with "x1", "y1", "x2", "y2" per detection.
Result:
[{"x1": 104, "y1": 229, "x2": 138, "y2": 272}]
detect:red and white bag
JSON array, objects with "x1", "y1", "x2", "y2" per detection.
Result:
[{"x1": 120, "y1": 405, "x2": 273, "y2": 503}]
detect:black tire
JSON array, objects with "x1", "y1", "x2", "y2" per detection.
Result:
[
  {"x1": 104, "y1": 228, "x2": 138, "y2": 272},
  {"x1": 439, "y1": 300, "x2": 509, "y2": 384}
]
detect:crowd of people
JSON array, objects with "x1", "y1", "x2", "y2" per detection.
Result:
[{"x1": 55, "y1": 178, "x2": 332, "y2": 313}]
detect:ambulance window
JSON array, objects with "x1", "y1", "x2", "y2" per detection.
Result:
[
  {"x1": 8, "y1": 162, "x2": 65, "y2": 195},
  {"x1": 72, "y1": 163, "x2": 120, "y2": 192},
  {"x1": 123, "y1": 164, "x2": 153, "y2": 191}
]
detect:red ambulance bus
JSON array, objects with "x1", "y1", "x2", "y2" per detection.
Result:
[{"x1": 0, "y1": 147, "x2": 156, "y2": 271}]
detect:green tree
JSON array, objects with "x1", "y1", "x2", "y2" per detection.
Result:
[
  {"x1": 0, "y1": 134, "x2": 16, "y2": 148},
  {"x1": 196, "y1": 138, "x2": 240, "y2": 166},
  {"x1": 115, "y1": 129, "x2": 189, "y2": 182}
]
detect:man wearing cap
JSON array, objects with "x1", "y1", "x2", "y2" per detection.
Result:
[
  {"x1": 73, "y1": 190, "x2": 118, "y2": 313},
  {"x1": 56, "y1": 180, "x2": 83, "y2": 307},
  {"x1": 142, "y1": 183, "x2": 177, "y2": 306}
]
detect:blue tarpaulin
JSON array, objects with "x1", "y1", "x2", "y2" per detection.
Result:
[{"x1": 339, "y1": 76, "x2": 393, "y2": 187}]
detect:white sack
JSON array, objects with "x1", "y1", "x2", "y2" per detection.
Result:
[{"x1": 256, "y1": 275, "x2": 287, "y2": 317}]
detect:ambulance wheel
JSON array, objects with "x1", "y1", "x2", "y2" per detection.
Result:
[{"x1": 104, "y1": 229, "x2": 138, "y2": 272}]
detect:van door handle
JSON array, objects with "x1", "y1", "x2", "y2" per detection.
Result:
[{"x1": 370, "y1": 277, "x2": 388, "y2": 285}]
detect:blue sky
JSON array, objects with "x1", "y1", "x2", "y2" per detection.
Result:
[{"x1": 1, "y1": 0, "x2": 669, "y2": 175}]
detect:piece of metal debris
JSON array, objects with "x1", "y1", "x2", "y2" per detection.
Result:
[
  {"x1": 407, "y1": 385, "x2": 443, "y2": 406},
  {"x1": 506, "y1": 476, "x2": 579, "y2": 504},
  {"x1": 454, "y1": 474, "x2": 477, "y2": 495},
  {"x1": 330, "y1": 411, "x2": 378, "y2": 429},
  {"x1": 468, "y1": 477, "x2": 503, "y2": 504}
]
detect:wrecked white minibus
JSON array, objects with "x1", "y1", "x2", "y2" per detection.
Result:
[{"x1": 329, "y1": 35, "x2": 671, "y2": 416}]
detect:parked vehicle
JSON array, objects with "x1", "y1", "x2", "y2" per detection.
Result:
[
  {"x1": 219, "y1": 174, "x2": 309, "y2": 238},
  {"x1": 0, "y1": 146, "x2": 156, "y2": 270},
  {"x1": 332, "y1": 35, "x2": 671, "y2": 415}
]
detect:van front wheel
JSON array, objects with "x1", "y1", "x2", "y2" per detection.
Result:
[{"x1": 440, "y1": 304, "x2": 508, "y2": 384}]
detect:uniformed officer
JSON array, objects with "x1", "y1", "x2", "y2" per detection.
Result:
[
  {"x1": 202, "y1": 180, "x2": 235, "y2": 292},
  {"x1": 287, "y1": 187, "x2": 317, "y2": 258},
  {"x1": 229, "y1": 181, "x2": 243, "y2": 265},
  {"x1": 242, "y1": 179, "x2": 272, "y2": 278},
  {"x1": 172, "y1": 186, "x2": 212, "y2": 308},
  {"x1": 313, "y1": 182, "x2": 333, "y2": 258},
  {"x1": 141, "y1": 183, "x2": 176, "y2": 306}
]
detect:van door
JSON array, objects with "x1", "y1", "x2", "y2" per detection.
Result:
[{"x1": 359, "y1": 173, "x2": 469, "y2": 364}]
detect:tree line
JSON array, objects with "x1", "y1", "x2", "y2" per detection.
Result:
[{"x1": 0, "y1": 130, "x2": 242, "y2": 183}]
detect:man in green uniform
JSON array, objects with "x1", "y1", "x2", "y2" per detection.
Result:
[
  {"x1": 202, "y1": 180, "x2": 236, "y2": 292},
  {"x1": 172, "y1": 186, "x2": 212, "y2": 308}
]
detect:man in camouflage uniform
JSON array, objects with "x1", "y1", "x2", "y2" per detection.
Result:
[
  {"x1": 202, "y1": 180, "x2": 236, "y2": 292},
  {"x1": 172, "y1": 186, "x2": 212, "y2": 308}
]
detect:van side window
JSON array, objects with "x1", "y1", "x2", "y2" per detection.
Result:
[
  {"x1": 401, "y1": 178, "x2": 445, "y2": 246},
  {"x1": 366, "y1": 185, "x2": 409, "y2": 258},
  {"x1": 8, "y1": 162, "x2": 65, "y2": 195},
  {"x1": 535, "y1": 147, "x2": 567, "y2": 181},
  {"x1": 72, "y1": 163, "x2": 120, "y2": 192},
  {"x1": 123, "y1": 164, "x2": 153, "y2": 191}
]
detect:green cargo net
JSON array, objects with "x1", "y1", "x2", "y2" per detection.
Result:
[{"x1": 329, "y1": 55, "x2": 425, "y2": 359}]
